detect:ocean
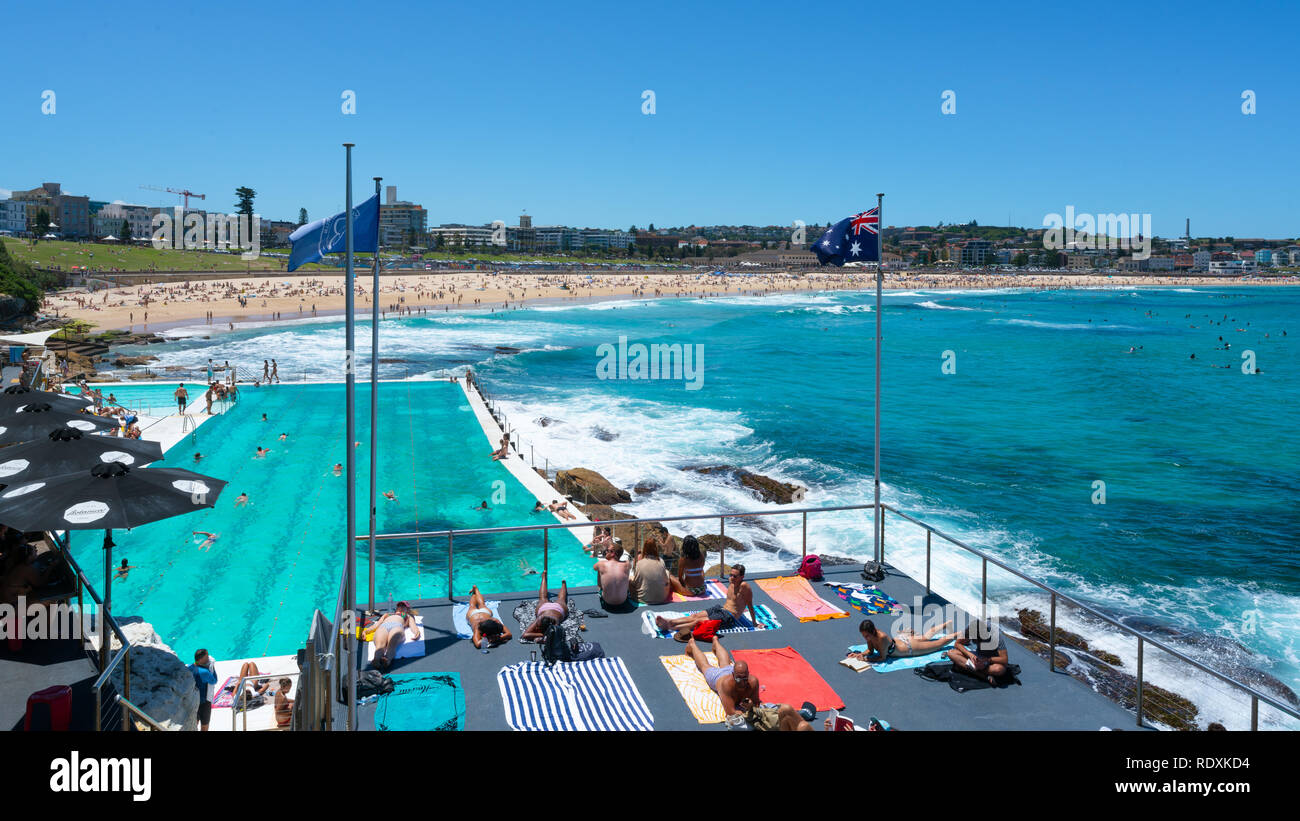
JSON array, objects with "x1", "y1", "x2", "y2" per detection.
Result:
[{"x1": 125, "y1": 284, "x2": 1300, "y2": 727}]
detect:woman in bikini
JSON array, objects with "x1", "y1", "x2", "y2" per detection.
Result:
[
  {"x1": 669, "y1": 534, "x2": 707, "y2": 597},
  {"x1": 522, "y1": 573, "x2": 569, "y2": 642},
  {"x1": 371, "y1": 602, "x2": 419, "y2": 671},
  {"x1": 850, "y1": 618, "x2": 960, "y2": 661},
  {"x1": 467, "y1": 585, "x2": 512, "y2": 648}
]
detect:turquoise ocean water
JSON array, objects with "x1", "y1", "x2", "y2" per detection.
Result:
[{"x1": 113, "y1": 285, "x2": 1300, "y2": 727}]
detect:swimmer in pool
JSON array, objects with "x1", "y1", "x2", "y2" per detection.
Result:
[
  {"x1": 332, "y1": 463, "x2": 342, "y2": 476},
  {"x1": 235, "y1": 493, "x2": 249, "y2": 508},
  {"x1": 383, "y1": 490, "x2": 397, "y2": 502},
  {"x1": 278, "y1": 433, "x2": 287, "y2": 441},
  {"x1": 114, "y1": 559, "x2": 136, "y2": 579},
  {"x1": 194, "y1": 452, "x2": 203, "y2": 462},
  {"x1": 473, "y1": 500, "x2": 489, "y2": 510},
  {"x1": 255, "y1": 447, "x2": 269, "y2": 459},
  {"x1": 193, "y1": 531, "x2": 220, "y2": 551}
]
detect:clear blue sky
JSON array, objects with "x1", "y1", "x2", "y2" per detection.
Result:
[{"x1": 3, "y1": 1, "x2": 1296, "y2": 237}]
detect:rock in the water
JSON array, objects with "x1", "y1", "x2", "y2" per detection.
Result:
[
  {"x1": 683, "y1": 464, "x2": 806, "y2": 504},
  {"x1": 590, "y1": 426, "x2": 619, "y2": 442},
  {"x1": 113, "y1": 355, "x2": 159, "y2": 367},
  {"x1": 556, "y1": 468, "x2": 631, "y2": 505},
  {"x1": 534, "y1": 416, "x2": 563, "y2": 428},
  {"x1": 633, "y1": 480, "x2": 662, "y2": 496},
  {"x1": 698, "y1": 533, "x2": 746, "y2": 554},
  {"x1": 1017, "y1": 608, "x2": 1091, "y2": 652},
  {"x1": 107, "y1": 622, "x2": 198, "y2": 731}
]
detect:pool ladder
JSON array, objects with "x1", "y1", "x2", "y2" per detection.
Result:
[{"x1": 180, "y1": 412, "x2": 197, "y2": 445}]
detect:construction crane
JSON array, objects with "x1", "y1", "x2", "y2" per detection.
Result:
[{"x1": 140, "y1": 185, "x2": 206, "y2": 208}]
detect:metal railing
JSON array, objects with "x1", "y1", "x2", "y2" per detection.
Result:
[
  {"x1": 51, "y1": 531, "x2": 168, "y2": 731},
  {"x1": 229, "y1": 669, "x2": 302, "y2": 732},
  {"x1": 344, "y1": 500, "x2": 1300, "y2": 731}
]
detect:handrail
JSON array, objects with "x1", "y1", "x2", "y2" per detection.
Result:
[
  {"x1": 343, "y1": 500, "x2": 1300, "y2": 729},
  {"x1": 115, "y1": 695, "x2": 168, "y2": 731},
  {"x1": 230, "y1": 670, "x2": 302, "y2": 731}
]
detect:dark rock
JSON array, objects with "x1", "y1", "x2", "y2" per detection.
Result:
[
  {"x1": 534, "y1": 417, "x2": 563, "y2": 428},
  {"x1": 590, "y1": 426, "x2": 618, "y2": 442},
  {"x1": 555, "y1": 468, "x2": 631, "y2": 505},
  {"x1": 682, "y1": 464, "x2": 806, "y2": 504},
  {"x1": 494, "y1": 346, "x2": 523, "y2": 354},
  {"x1": 1018, "y1": 608, "x2": 1091, "y2": 652},
  {"x1": 698, "y1": 533, "x2": 746, "y2": 554},
  {"x1": 633, "y1": 480, "x2": 661, "y2": 496},
  {"x1": 113, "y1": 355, "x2": 159, "y2": 367}
]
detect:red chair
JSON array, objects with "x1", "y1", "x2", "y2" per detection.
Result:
[{"x1": 25, "y1": 685, "x2": 72, "y2": 731}]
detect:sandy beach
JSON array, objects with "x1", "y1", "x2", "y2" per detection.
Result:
[{"x1": 42, "y1": 269, "x2": 1300, "y2": 333}]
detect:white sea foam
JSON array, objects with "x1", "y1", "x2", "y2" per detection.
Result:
[
  {"x1": 917, "y1": 300, "x2": 979, "y2": 311},
  {"x1": 993, "y1": 318, "x2": 1143, "y2": 331}
]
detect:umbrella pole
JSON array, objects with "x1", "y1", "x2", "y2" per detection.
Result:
[{"x1": 101, "y1": 529, "x2": 113, "y2": 673}]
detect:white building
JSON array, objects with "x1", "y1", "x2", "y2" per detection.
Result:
[
  {"x1": 0, "y1": 199, "x2": 26, "y2": 234},
  {"x1": 1192, "y1": 250, "x2": 1211, "y2": 271}
]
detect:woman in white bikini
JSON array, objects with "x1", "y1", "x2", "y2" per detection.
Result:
[
  {"x1": 467, "y1": 585, "x2": 511, "y2": 648},
  {"x1": 850, "y1": 618, "x2": 961, "y2": 661},
  {"x1": 371, "y1": 602, "x2": 419, "y2": 671}
]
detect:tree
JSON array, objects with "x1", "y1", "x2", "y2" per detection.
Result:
[
  {"x1": 35, "y1": 208, "x2": 51, "y2": 237},
  {"x1": 1013, "y1": 252, "x2": 1029, "y2": 267},
  {"x1": 234, "y1": 187, "x2": 257, "y2": 220},
  {"x1": 648, "y1": 223, "x2": 655, "y2": 232},
  {"x1": 298, "y1": 208, "x2": 308, "y2": 226},
  {"x1": 121, "y1": 219, "x2": 131, "y2": 240}
]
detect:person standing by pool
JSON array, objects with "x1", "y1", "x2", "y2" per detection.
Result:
[
  {"x1": 263, "y1": 359, "x2": 269, "y2": 381},
  {"x1": 204, "y1": 385, "x2": 214, "y2": 415},
  {"x1": 271, "y1": 359, "x2": 279, "y2": 383},
  {"x1": 174, "y1": 383, "x2": 188, "y2": 414},
  {"x1": 189, "y1": 649, "x2": 218, "y2": 731}
]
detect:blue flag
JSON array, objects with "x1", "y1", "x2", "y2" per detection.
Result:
[
  {"x1": 287, "y1": 194, "x2": 380, "y2": 272},
  {"x1": 809, "y1": 207, "x2": 880, "y2": 265}
]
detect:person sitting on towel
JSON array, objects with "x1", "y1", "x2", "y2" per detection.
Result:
[
  {"x1": 371, "y1": 602, "x2": 419, "y2": 671},
  {"x1": 274, "y1": 678, "x2": 294, "y2": 727},
  {"x1": 947, "y1": 620, "x2": 1011, "y2": 684},
  {"x1": 684, "y1": 636, "x2": 760, "y2": 717},
  {"x1": 668, "y1": 535, "x2": 707, "y2": 597},
  {"x1": 654, "y1": 564, "x2": 756, "y2": 639},
  {"x1": 522, "y1": 573, "x2": 570, "y2": 642},
  {"x1": 467, "y1": 584, "x2": 512, "y2": 648},
  {"x1": 594, "y1": 543, "x2": 630, "y2": 607},
  {"x1": 850, "y1": 618, "x2": 961, "y2": 661},
  {"x1": 629, "y1": 545, "x2": 671, "y2": 606}
]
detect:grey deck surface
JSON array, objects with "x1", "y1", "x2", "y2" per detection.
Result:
[
  {"x1": 0, "y1": 637, "x2": 101, "y2": 731},
  {"x1": 342, "y1": 563, "x2": 1142, "y2": 732}
]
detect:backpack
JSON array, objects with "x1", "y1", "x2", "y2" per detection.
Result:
[
  {"x1": 570, "y1": 641, "x2": 605, "y2": 662},
  {"x1": 861, "y1": 561, "x2": 885, "y2": 582},
  {"x1": 341, "y1": 669, "x2": 393, "y2": 702},
  {"x1": 541, "y1": 621, "x2": 573, "y2": 665},
  {"x1": 798, "y1": 554, "x2": 824, "y2": 581}
]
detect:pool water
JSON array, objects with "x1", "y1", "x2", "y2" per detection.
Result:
[
  {"x1": 72, "y1": 380, "x2": 588, "y2": 660},
  {"x1": 69, "y1": 382, "x2": 209, "y2": 417}
]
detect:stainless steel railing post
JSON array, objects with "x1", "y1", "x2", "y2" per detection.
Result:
[
  {"x1": 981, "y1": 557, "x2": 987, "y2": 623},
  {"x1": 447, "y1": 532, "x2": 454, "y2": 601},
  {"x1": 879, "y1": 506, "x2": 885, "y2": 565},
  {"x1": 544, "y1": 528, "x2": 549, "y2": 578},
  {"x1": 1049, "y1": 592, "x2": 1057, "y2": 670},
  {"x1": 1136, "y1": 637, "x2": 1145, "y2": 727},
  {"x1": 925, "y1": 530, "x2": 931, "y2": 593},
  {"x1": 801, "y1": 511, "x2": 807, "y2": 560},
  {"x1": 1251, "y1": 697, "x2": 1258, "y2": 731},
  {"x1": 719, "y1": 517, "x2": 725, "y2": 570}
]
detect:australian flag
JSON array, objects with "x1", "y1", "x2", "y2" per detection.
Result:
[
  {"x1": 809, "y1": 207, "x2": 880, "y2": 265},
  {"x1": 287, "y1": 194, "x2": 380, "y2": 272}
]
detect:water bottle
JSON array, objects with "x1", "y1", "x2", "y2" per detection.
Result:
[{"x1": 480, "y1": 639, "x2": 489, "y2": 655}]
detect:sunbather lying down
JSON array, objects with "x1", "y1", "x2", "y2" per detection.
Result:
[
  {"x1": 370, "y1": 602, "x2": 419, "y2": 671},
  {"x1": 850, "y1": 618, "x2": 960, "y2": 661},
  {"x1": 468, "y1": 585, "x2": 511, "y2": 648}
]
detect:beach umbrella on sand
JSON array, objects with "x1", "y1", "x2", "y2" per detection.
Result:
[
  {"x1": 0, "y1": 428, "x2": 163, "y2": 489},
  {"x1": 0, "y1": 402, "x2": 118, "y2": 446},
  {"x1": 0, "y1": 461, "x2": 225, "y2": 669}
]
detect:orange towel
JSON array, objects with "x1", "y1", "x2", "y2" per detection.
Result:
[{"x1": 756, "y1": 576, "x2": 847, "y2": 622}]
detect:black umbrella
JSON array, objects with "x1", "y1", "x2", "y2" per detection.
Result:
[
  {"x1": 0, "y1": 402, "x2": 119, "y2": 446},
  {"x1": 0, "y1": 461, "x2": 226, "y2": 669},
  {"x1": 0, "y1": 385, "x2": 92, "y2": 411},
  {"x1": 0, "y1": 428, "x2": 164, "y2": 489}
]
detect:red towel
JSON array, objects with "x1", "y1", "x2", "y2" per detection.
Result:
[{"x1": 734, "y1": 646, "x2": 844, "y2": 711}]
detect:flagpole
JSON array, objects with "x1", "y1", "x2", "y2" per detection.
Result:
[
  {"x1": 368, "y1": 176, "x2": 381, "y2": 613},
  {"x1": 343, "y1": 143, "x2": 357, "y2": 732},
  {"x1": 873, "y1": 192, "x2": 884, "y2": 563}
]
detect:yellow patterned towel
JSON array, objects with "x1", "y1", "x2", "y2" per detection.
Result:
[{"x1": 660, "y1": 653, "x2": 726, "y2": 724}]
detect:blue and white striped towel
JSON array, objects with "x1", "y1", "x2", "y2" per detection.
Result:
[
  {"x1": 497, "y1": 657, "x2": 654, "y2": 731},
  {"x1": 639, "y1": 604, "x2": 782, "y2": 638}
]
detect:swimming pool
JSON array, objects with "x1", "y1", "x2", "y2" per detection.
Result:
[
  {"x1": 71, "y1": 380, "x2": 588, "y2": 660},
  {"x1": 68, "y1": 382, "x2": 209, "y2": 417}
]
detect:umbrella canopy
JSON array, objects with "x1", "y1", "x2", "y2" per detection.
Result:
[
  {"x1": 0, "y1": 385, "x2": 92, "y2": 412},
  {"x1": 0, "y1": 428, "x2": 163, "y2": 489},
  {"x1": 0, "y1": 402, "x2": 118, "y2": 445},
  {"x1": 0, "y1": 461, "x2": 224, "y2": 531}
]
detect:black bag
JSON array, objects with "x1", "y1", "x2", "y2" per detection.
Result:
[
  {"x1": 355, "y1": 669, "x2": 394, "y2": 698},
  {"x1": 861, "y1": 561, "x2": 886, "y2": 582},
  {"x1": 570, "y1": 641, "x2": 605, "y2": 662},
  {"x1": 541, "y1": 621, "x2": 573, "y2": 665},
  {"x1": 915, "y1": 661, "x2": 953, "y2": 682}
]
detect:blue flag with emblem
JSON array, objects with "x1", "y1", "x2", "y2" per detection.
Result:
[
  {"x1": 287, "y1": 194, "x2": 380, "y2": 272},
  {"x1": 809, "y1": 207, "x2": 880, "y2": 265}
]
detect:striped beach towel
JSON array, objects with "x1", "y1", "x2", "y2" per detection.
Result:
[
  {"x1": 660, "y1": 652, "x2": 727, "y2": 724},
  {"x1": 498, "y1": 657, "x2": 654, "y2": 731},
  {"x1": 640, "y1": 604, "x2": 782, "y2": 639},
  {"x1": 672, "y1": 578, "x2": 728, "y2": 602},
  {"x1": 756, "y1": 576, "x2": 848, "y2": 622}
]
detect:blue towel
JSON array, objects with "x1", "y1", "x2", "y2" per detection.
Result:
[
  {"x1": 848, "y1": 642, "x2": 954, "y2": 673},
  {"x1": 452, "y1": 600, "x2": 502, "y2": 638},
  {"x1": 497, "y1": 657, "x2": 654, "y2": 731},
  {"x1": 374, "y1": 672, "x2": 464, "y2": 731}
]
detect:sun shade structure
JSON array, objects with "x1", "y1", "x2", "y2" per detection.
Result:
[
  {"x1": 0, "y1": 402, "x2": 118, "y2": 445},
  {"x1": 0, "y1": 385, "x2": 92, "y2": 410},
  {"x1": 0, "y1": 428, "x2": 163, "y2": 488},
  {"x1": 0, "y1": 461, "x2": 226, "y2": 670}
]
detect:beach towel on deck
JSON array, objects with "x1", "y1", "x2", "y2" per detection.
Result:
[
  {"x1": 756, "y1": 575, "x2": 848, "y2": 622},
  {"x1": 659, "y1": 652, "x2": 727, "y2": 724},
  {"x1": 672, "y1": 578, "x2": 728, "y2": 602},
  {"x1": 374, "y1": 672, "x2": 464, "y2": 731},
  {"x1": 211, "y1": 676, "x2": 238, "y2": 709},
  {"x1": 497, "y1": 658, "x2": 654, "y2": 731},
  {"x1": 640, "y1": 605, "x2": 781, "y2": 639},
  {"x1": 365, "y1": 615, "x2": 427, "y2": 664},
  {"x1": 513, "y1": 598, "x2": 582, "y2": 646},
  {"x1": 848, "y1": 642, "x2": 955, "y2": 673},
  {"x1": 453, "y1": 600, "x2": 503, "y2": 638},
  {"x1": 827, "y1": 582, "x2": 903, "y2": 615},
  {"x1": 733, "y1": 646, "x2": 844, "y2": 711}
]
